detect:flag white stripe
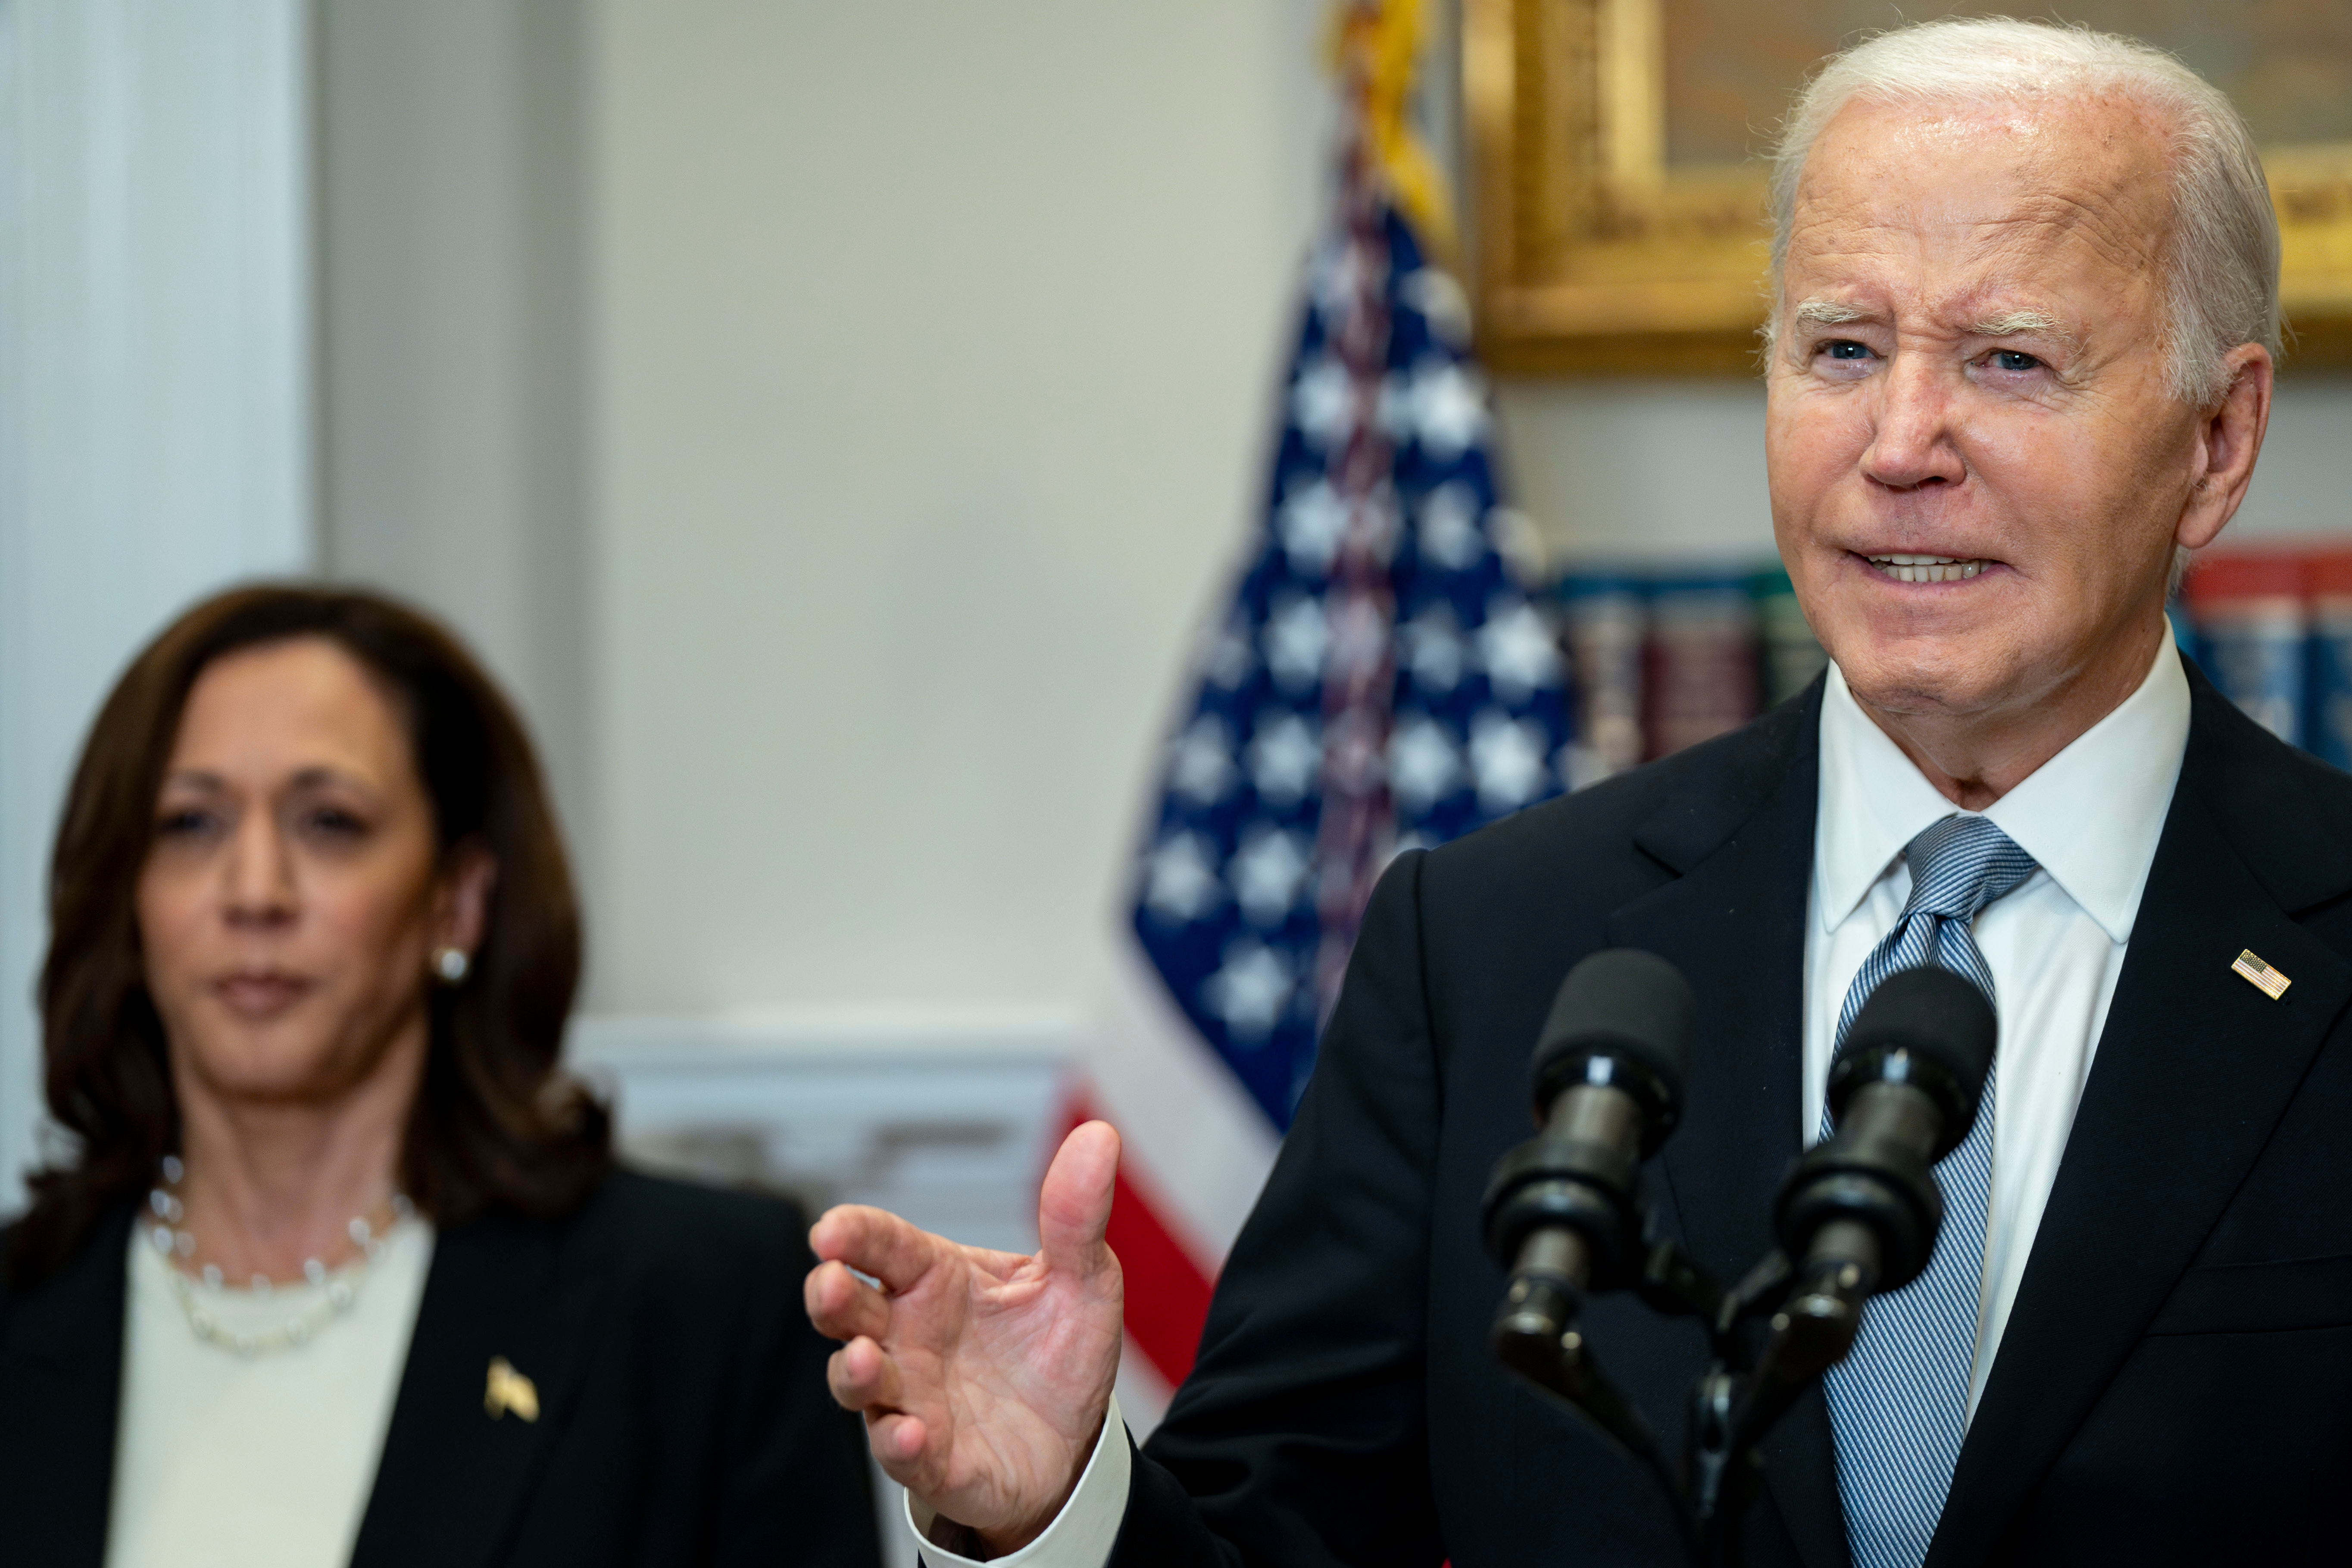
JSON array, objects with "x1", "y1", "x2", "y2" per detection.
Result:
[{"x1": 1087, "y1": 937, "x2": 1283, "y2": 1268}]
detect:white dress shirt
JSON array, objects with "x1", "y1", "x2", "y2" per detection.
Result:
[
  {"x1": 106, "y1": 1220, "x2": 434, "y2": 1568},
  {"x1": 1807, "y1": 636, "x2": 2187, "y2": 1422},
  {"x1": 912, "y1": 635, "x2": 2192, "y2": 1565}
]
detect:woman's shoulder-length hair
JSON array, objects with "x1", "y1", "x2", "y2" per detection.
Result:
[{"x1": 7, "y1": 583, "x2": 610, "y2": 1286}]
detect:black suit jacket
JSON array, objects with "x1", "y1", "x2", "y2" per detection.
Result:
[
  {"x1": 0, "y1": 1168, "x2": 881, "y2": 1568},
  {"x1": 1118, "y1": 662, "x2": 2352, "y2": 1568}
]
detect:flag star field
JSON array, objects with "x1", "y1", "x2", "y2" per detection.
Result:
[{"x1": 1129, "y1": 201, "x2": 1574, "y2": 1134}]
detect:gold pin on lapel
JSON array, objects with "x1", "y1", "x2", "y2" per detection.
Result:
[
  {"x1": 2232, "y1": 949, "x2": 2292, "y2": 1001},
  {"x1": 484, "y1": 1356, "x2": 540, "y2": 1422}
]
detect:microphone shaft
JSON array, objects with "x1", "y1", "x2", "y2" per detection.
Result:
[
  {"x1": 1838, "y1": 1081, "x2": 1943, "y2": 1168},
  {"x1": 1491, "y1": 1083, "x2": 1638, "y2": 1346},
  {"x1": 1509, "y1": 1226, "x2": 1593, "y2": 1301},
  {"x1": 1797, "y1": 1217, "x2": 1882, "y2": 1296},
  {"x1": 1547, "y1": 1078, "x2": 1641, "y2": 1147}
]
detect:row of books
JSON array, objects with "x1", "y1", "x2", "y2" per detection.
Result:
[
  {"x1": 1549, "y1": 563, "x2": 1826, "y2": 788},
  {"x1": 2177, "y1": 544, "x2": 2352, "y2": 768},
  {"x1": 1544, "y1": 545, "x2": 2352, "y2": 790}
]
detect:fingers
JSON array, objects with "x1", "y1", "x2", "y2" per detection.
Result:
[
  {"x1": 1037, "y1": 1120, "x2": 1120, "y2": 1280},
  {"x1": 824, "y1": 1323, "x2": 940, "y2": 1497},
  {"x1": 804, "y1": 1258, "x2": 891, "y2": 1343},
  {"x1": 809, "y1": 1203, "x2": 943, "y2": 1293},
  {"x1": 825, "y1": 1334, "x2": 904, "y2": 1413},
  {"x1": 866, "y1": 1411, "x2": 935, "y2": 1487},
  {"x1": 865, "y1": 1409, "x2": 957, "y2": 1500},
  {"x1": 828, "y1": 1341, "x2": 946, "y2": 1498}
]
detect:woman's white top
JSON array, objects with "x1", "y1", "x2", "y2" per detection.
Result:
[{"x1": 105, "y1": 1219, "x2": 435, "y2": 1568}]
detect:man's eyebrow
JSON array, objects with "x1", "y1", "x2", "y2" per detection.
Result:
[
  {"x1": 1793, "y1": 298, "x2": 1873, "y2": 326},
  {"x1": 1967, "y1": 309, "x2": 2075, "y2": 342}
]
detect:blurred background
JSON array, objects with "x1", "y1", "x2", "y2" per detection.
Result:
[{"x1": 1, "y1": 4, "x2": 2348, "y2": 1520}]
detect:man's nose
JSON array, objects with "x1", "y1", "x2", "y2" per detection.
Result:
[
  {"x1": 1859, "y1": 352, "x2": 1966, "y2": 490},
  {"x1": 222, "y1": 813, "x2": 296, "y2": 926}
]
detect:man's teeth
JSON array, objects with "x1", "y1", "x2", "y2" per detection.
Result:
[{"x1": 1866, "y1": 553, "x2": 1986, "y2": 584}]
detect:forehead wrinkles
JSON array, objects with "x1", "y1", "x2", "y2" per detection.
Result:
[
  {"x1": 1784, "y1": 101, "x2": 2172, "y2": 315},
  {"x1": 1965, "y1": 167, "x2": 2168, "y2": 278}
]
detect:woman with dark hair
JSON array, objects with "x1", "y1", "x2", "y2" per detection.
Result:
[{"x1": 0, "y1": 585, "x2": 880, "y2": 1568}]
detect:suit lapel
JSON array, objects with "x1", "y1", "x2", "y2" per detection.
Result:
[
  {"x1": 1930, "y1": 680, "x2": 2352, "y2": 1568},
  {"x1": 1607, "y1": 684, "x2": 1849, "y2": 1568},
  {"x1": 349, "y1": 1204, "x2": 605, "y2": 1568},
  {"x1": 0, "y1": 1204, "x2": 135, "y2": 1568}
]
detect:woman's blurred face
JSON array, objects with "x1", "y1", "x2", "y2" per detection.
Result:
[{"x1": 137, "y1": 638, "x2": 459, "y2": 1107}]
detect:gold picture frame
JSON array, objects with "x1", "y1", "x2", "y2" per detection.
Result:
[{"x1": 1464, "y1": 0, "x2": 2352, "y2": 375}]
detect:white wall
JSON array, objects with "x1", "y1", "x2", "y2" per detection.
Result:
[
  {"x1": 583, "y1": 0, "x2": 1330, "y2": 1015},
  {"x1": 1500, "y1": 380, "x2": 1774, "y2": 565},
  {"x1": 2227, "y1": 378, "x2": 2352, "y2": 540},
  {"x1": 0, "y1": 0, "x2": 313, "y2": 1207},
  {"x1": 316, "y1": 0, "x2": 594, "y2": 850}
]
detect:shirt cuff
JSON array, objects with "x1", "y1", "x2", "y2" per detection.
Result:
[{"x1": 904, "y1": 1394, "x2": 1132, "y2": 1568}]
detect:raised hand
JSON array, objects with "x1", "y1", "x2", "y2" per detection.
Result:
[{"x1": 806, "y1": 1119, "x2": 1127, "y2": 1551}]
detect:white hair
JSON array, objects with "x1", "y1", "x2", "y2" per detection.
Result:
[{"x1": 1767, "y1": 16, "x2": 2280, "y2": 407}]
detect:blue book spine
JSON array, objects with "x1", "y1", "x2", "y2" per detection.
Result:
[
  {"x1": 2196, "y1": 606, "x2": 2308, "y2": 748},
  {"x1": 2307, "y1": 600, "x2": 2352, "y2": 768}
]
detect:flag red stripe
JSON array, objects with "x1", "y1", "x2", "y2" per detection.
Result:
[{"x1": 1106, "y1": 1160, "x2": 1218, "y2": 1387}]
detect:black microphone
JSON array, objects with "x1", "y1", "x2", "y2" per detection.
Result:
[
  {"x1": 1483, "y1": 949, "x2": 1694, "y2": 1375},
  {"x1": 1771, "y1": 965, "x2": 1996, "y2": 1359}
]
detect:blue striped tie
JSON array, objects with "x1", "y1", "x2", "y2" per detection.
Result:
[{"x1": 1823, "y1": 814, "x2": 2037, "y2": 1568}]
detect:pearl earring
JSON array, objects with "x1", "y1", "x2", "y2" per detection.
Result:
[{"x1": 432, "y1": 946, "x2": 471, "y2": 985}]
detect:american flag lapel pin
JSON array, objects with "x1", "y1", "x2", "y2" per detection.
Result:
[
  {"x1": 484, "y1": 1356, "x2": 540, "y2": 1421},
  {"x1": 2232, "y1": 949, "x2": 2291, "y2": 1001}
]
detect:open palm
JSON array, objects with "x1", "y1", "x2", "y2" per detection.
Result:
[{"x1": 806, "y1": 1120, "x2": 1127, "y2": 1549}]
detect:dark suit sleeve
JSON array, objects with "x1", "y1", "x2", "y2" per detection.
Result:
[
  {"x1": 705, "y1": 1206, "x2": 881, "y2": 1568},
  {"x1": 1115, "y1": 849, "x2": 1447, "y2": 1568}
]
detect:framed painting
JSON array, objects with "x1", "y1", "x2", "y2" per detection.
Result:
[{"x1": 1463, "y1": 0, "x2": 2352, "y2": 374}]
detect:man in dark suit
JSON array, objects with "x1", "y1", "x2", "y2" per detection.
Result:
[{"x1": 806, "y1": 17, "x2": 2339, "y2": 1567}]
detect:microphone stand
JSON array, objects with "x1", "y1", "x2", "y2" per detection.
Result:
[
  {"x1": 1491, "y1": 1220, "x2": 1878, "y2": 1568},
  {"x1": 1486, "y1": 963, "x2": 1985, "y2": 1563},
  {"x1": 1679, "y1": 1240, "x2": 1874, "y2": 1568}
]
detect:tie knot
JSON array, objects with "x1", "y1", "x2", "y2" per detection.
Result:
[{"x1": 1901, "y1": 815, "x2": 2037, "y2": 922}]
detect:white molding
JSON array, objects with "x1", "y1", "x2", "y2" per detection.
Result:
[
  {"x1": 568, "y1": 1009, "x2": 1078, "y2": 1256},
  {"x1": 567, "y1": 1006, "x2": 1081, "y2": 1066}
]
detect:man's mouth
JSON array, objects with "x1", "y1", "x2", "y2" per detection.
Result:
[{"x1": 1864, "y1": 553, "x2": 1986, "y2": 584}]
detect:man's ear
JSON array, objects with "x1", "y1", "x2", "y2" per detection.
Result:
[
  {"x1": 2174, "y1": 342, "x2": 2274, "y2": 553},
  {"x1": 434, "y1": 842, "x2": 499, "y2": 957}
]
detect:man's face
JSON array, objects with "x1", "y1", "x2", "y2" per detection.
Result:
[{"x1": 1765, "y1": 94, "x2": 2211, "y2": 727}]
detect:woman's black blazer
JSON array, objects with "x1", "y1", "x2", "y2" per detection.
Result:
[{"x1": 0, "y1": 1168, "x2": 881, "y2": 1568}]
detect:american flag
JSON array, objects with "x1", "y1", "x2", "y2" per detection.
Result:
[
  {"x1": 1134, "y1": 185, "x2": 1571, "y2": 1129},
  {"x1": 1080, "y1": 128, "x2": 1572, "y2": 1420}
]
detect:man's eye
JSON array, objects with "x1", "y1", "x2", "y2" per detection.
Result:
[
  {"x1": 1991, "y1": 349, "x2": 2042, "y2": 372},
  {"x1": 1822, "y1": 340, "x2": 1873, "y2": 361}
]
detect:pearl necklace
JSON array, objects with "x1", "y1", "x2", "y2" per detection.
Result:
[{"x1": 146, "y1": 1155, "x2": 414, "y2": 1358}]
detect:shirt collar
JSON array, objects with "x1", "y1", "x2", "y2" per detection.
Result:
[{"x1": 1815, "y1": 636, "x2": 2190, "y2": 943}]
